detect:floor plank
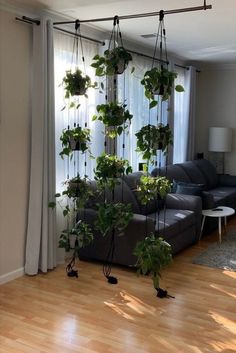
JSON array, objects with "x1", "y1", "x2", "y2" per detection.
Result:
[{"x1": 1, "y1": 217, "x2": 236, "y2": 353}]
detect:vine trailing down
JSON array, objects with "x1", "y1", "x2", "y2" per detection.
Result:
[{"x1": 133, "y1": 10, "x2": 184, "y2": 298}]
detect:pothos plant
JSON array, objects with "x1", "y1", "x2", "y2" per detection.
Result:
[
  {"x1": 136, "y1": 123, "x2": 173, "y2": 161},
  {"x1": 91, "y1": 46, "x2": 133, "y2": 76},
  {"x1": 137, "y1": 175, "x2": 172, "y2": 205},
  {"x1": 133, "y1": 233, "x2": 172, "y2": 289},
  {"x1": 59, "y1": 126, "x2": 91, "y2": 159},
  {"x1": 95, "y1": 202, "x2": 133, "y2": 237},
  {"x1": 94, "y1": 153, "x2": 132, "y2": 190},
  {"x1": 59, "y1": 220, "x2": 94, "y2": 254},
  {"x1": 141, "y1": 67, "x2": 184, "y2": 109},
  {"x1": 49, "y1": 174, "x2": 94, "y2": 210},
  {"x1": 62, "y1": 69, "x2": 97, "y2": 98},
  {"x1": 92, "y1": 102, "x2": 133, "y2": 139}
]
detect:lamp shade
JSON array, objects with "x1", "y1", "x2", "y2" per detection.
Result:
[{"x1": 208, "y1": 127, "x2": 232, "y2": 152}]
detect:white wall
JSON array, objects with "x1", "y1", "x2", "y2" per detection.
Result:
[
  {"x1": 196, "y1": 66, "x2": 236, "y2": 174},
  {"x1": 0, "y1": 10, "x2": 31, "y2": 280}
]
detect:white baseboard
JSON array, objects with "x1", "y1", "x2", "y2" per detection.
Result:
[{"x1": 0, "y1": 267, "x2": 25, "y2": 285}]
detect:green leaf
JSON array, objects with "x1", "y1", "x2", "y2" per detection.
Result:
[
  {"x1": 131, "y1": 66, "x2": 135, "y2": 74},
  {"x1": 175, "y1": 84, "x2": 185, "y2": 92},
  {"x1": 149, "y1": 100, "x2": 158, "y2": 109},
  {"x1": 48, "y1": 202, "x2": 56, "y2": 208}
]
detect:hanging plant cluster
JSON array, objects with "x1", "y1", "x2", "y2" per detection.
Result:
[
  {"x1": 136, "y1": 174, "x2": 172, "y2": 205},
  {"x1": 63, "y1": 69, "x2": 97, "y2": 98},
  {"x1": 92, "y1": 102, "x2": 133, "y2": 138},
  {"x1": 141, "y1": 67, "x2": 184, "y2": 109},
  {"x1": 59, "y1": 125, "x2": 91, "y2": 159},
  {"x1": 94, "y1": 153, "x2": 132, "y2": 189},
  {"x1": 52, "y1": 11, "x2": 186, "y2": 295},
  {"x1": 91, "y1": 46, "x2": 133, "y2": 76},
  {"x1": 136, "y1": 123, "x2": 173, "y2": 161}
]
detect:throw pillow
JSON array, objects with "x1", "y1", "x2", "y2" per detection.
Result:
[
  {"x1": 175, "y1": 184, "x2": 203, "y2": 196},
  {"x1": 172, "y1": 179, "x2": 205, "y2": 193}
]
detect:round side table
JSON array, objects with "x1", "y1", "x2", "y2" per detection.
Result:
[{"x1": 199, "y1": 206, "x2": 235, "y2": 243}]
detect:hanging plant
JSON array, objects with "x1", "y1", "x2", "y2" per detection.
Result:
[
  {"x1": 59, "y1": 126, "x2": 90, "y2": 159},
  {"x1": 62, "y1": 69, "x2": 97, "y2": 98},
  {"x1": 94, "y1": 153, "x2": 132, "y2": 189},
  {"x1": 95, "y1": 202, "x2": 133, "y2": 237},
  {"x1": 141, "y1": 67, "x2": 184, "y2": 109},
  {"x1": 136, "y1": 123, "x2": 173, "y2": 161},
  {"x1": 91, "y1": 46, "x2": 133, "y2": 76},
  {"x1": 137, "y1": 175, "x2": 172, "y2": 205},
  {"x1": 133, "y1": 233, "x2": 172, "y2": 290},
  {"x1": 59, "y1": 220, "x2": 94, "y2": 253},
  {"x1": 49, "y1": 175, "x2": 93, "y2": 210},
  {"x1": 92, "y1": 102, "x2": 133, "y2": 139}
]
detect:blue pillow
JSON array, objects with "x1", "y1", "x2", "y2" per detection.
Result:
[
  {"x1": 175, "y1": 184, "x2": 203, "y2": 196},
  {"x1": 172, "y1": 179, "x2": 205, "y2": 193}
]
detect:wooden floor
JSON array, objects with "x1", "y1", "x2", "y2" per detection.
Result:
[{"x1": 1, "y1": 220, "x2": 236, "y2": 353}]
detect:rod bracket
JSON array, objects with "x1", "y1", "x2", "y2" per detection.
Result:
[
  {"x1": 113, "y1": 15, "x2": 119, "y2": 26},
  {"x1": 75, "y1": 19, "x2": 80, "y2": 31},
  {"x1": 159, "y1": 10, "x2": 164, "y2": 22}
]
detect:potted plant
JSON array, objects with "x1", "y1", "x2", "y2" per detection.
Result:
[
  {"x1": 91, "y1": 46, "x2": 133, "y2": 76},
  {"x1": 92, "y1": 102, "x2": 133, "y2": 138},
  {"x1": 59, "y1": 126, "x2": 91, "y2": 159},
  {"x1": 141, "y1": 67, "x2": 184, "y2": 108},
  {"x1": 136, "y1": 123, "x2": 173, "y2": 161},
  {"x1": 62, "y1": 69, "x2": 97, "y2": 98},
  {"x1": 137, "y1": 175, "x2": 172, "y2": 205},
  {"x1": 49, "y1": 174, "x2": 94, "y2": 210},
  {"x1": 94, "y1": 153, "x2": 132, "y2": 189},
  {"x1": 95, "y1": 202, "x2": 133, "y2": 237},
  {"x1": 133, "y1": 233, "x2": 172, "y2": 290},
  {"x1": 59, "y1": 220, "x2": 94, "y2": 255}
]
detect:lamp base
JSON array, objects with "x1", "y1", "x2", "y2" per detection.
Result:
[{"x1": 208, "y1": 152, "x2": 224, "y2": 174}]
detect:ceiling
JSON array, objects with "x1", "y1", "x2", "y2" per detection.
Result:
[{"x1": 3, "y1": 0, "x2": 236, "y2": 65}]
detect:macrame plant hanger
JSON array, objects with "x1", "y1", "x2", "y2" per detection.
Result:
[
  {"x1": 66, "y1": 20, "x2": 89, "y2": 278},
  {"x1": 149, "y1": 11, "x2": 174, "y2": 298},
  {"x1": 102, "y1": 16, "x2": 129, "y2": 285}
]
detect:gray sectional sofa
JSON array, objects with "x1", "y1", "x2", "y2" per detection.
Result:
[
  {"x1": 151, "y1": 159, "x2": 236, "y2": 231},
  {"x1": 79, "y1": 171, "x2": 202, "y2": 266}
]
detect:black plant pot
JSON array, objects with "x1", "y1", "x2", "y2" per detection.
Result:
[
  {"x1": 69, "y1": 138, "x2": 86, "y2": 151},
  {"x1": 115, "y1": 59, "x2": 127, "y2": 75}
]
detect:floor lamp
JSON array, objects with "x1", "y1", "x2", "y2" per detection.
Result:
[{"x1": 208, "y1": 127, "x2": 233, "y2": 174}]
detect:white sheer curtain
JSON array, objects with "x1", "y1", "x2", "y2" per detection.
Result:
[
  {"x1": 117, "y1": 53, "x2": 168, "y2": 171},
  {"x1": 54, "y1": 31, "x2": 104, "y2": 192},
  {"x1": 25, "y1": 19, "x2": 56, "y2": 275},
  {"x1": 173, "y1": 66, "x2": 197, "y2": 163}
]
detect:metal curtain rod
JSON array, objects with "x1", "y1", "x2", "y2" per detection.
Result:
[
  {"x1": 15, "y1": 16, "x2": 40, "y2": 25},
  {"x1": 54, "y1": 26, "x2": 105, "y2": 45},
  {"x1": 53, "y1": 3, "x2": 212, "y2": 25}
]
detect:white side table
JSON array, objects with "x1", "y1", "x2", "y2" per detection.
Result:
[{"x1": 200, "y1": 206, "x2": 235, "y2": 243}]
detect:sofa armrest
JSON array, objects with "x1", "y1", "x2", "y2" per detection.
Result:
[
  {"x1": 218, "y1": 174, "x2": 236, "y2": 186},
  {"x1": 202, "y1": 191, "x2": 215, "y2": 209},
  {"x1": 166, "y1": 193, "x2": 202, "y2": 214}
]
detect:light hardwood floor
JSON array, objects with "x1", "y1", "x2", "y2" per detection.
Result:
[{"x1": 1, "y1": 218, "x2": 236, "y2": 353}]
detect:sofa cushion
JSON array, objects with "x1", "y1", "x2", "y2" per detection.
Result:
[
  {"x1": 148, "y1": 208, "x2": 195, "y2": 239},
  {"x1": 177, "y1": 161, "x2": 207, "y2": 186},
  {"x1": 193, "y1": 159, "x2": 218, "y2": 189},
  {"x1": 151, "y1": 164, "x2": 191, "y2": 183},
  {"x1": 206, "y1": 186, "x2": 236, "y2": 207}
]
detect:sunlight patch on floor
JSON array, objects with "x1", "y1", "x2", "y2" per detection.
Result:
[
  {"x1": 209, "y1": 311, "x2": 236, "y2": 335},
  {"x1": 104, "y1": 290, "x2": 159, "y2": 321},
  {"x1": 210, "y1": 284, "x2": 236, "y2": 299}
]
